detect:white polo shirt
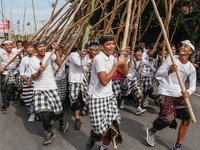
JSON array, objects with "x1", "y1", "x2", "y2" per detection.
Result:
[
  {"x1": 68, "y1": 51, "x2": 91, "y2": 83},
  {"x1": 29, "y1": 52, "x2": 57, "y2": 90},
  {"x1": 156, "y1": 55, "x2": 196, "y2": 97},
  {"x1": 88, "y1": 51, "x2": 117, "y2": 98}
]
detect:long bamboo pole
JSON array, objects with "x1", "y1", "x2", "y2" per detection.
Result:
[
  {"x1": 151, "y1": 0, "x2": 196, "y2": 123},
  {"x1": 31, "y1": 0, "x2": 69, "y2": 41},
  {"x1": 130, "y1": 1, "x2": 141, "y2": 63},
  {"x1": 42, "y1": 0, "x2": 58, "y2": 40},
  {"x1": 121, "y1": 0, "x2": 132, "y2": 52},
  {"x1": 32, "y1": 0, "x2": 37, "y2": 36},
  {"x1": 151, "y1": 0, "x2": 176, "y2": 54},
  {"x1": 43, "y1": 0, "x2": 85, "y2": 67},
  {"x1": 54, "y1": 21, "x2": 87, "y2": 76},
  {"x1": 21, "y1": 0, "x2": 26, "y2": 41}
]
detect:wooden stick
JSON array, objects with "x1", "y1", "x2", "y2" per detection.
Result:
[
  {"x1": 43, "y1": 0, "x2": 85, "y2": 67},
  {"x1": 114, "y1": 0, "x2": 148, "y2": 42},
  {"x1": 3, "y1": 48, "x2": 24, "y2": 70},
  {"x1": 54, "y1": 20, "x2": 87, "y2": 76},
  {"x1": 21, "y1": 0, "x2": 26, "y2": 41},
  {"x1": 151, "y1": 0, "x2": 176, "y2": 54},
  {"x1": 42, "y1": 0, "x2": 58, "y2": 40},
  {"x1": 130, "y1": 1, "x2": 141, "y2": 63},
  {"x1": 140, "y1": 0, "x2": 160, "y2": 41},
  {"x1": 39, "y1": 0, "x2": 77, "y2": 40},
  {"x1": 31, "y1": 0, "x2": 69, "y2": 41},
  {"x1": 104, "y1": 0, "x2": 120, "y2": 34},
  {"x1": 32, "y1": 0, "x2": 37, "y2": 37},
  {"x1": 151, "y1": 0, "x2": 196, "y2": 123},
  {"x1": 121, "y1": 0, "x2": 132, "y2": 52}
]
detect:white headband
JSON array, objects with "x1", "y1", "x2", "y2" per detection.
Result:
[
  {"x1": 90, "y1": 45, "x2": 99, "y2": 50},
  {"x1": 181, "y1": 40, "x2": 195, "y2": 51},
  {"x1": 3, "y1": 40, "x2": 12, "y2": 44}
]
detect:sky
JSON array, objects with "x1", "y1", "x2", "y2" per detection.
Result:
[{"x1": 3, "y1": 0, "x2": 70, "y2": 35}]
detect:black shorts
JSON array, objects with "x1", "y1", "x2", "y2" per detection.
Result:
[{"x1": 176, "y1": 108, "x2": 190, "y2": 123}]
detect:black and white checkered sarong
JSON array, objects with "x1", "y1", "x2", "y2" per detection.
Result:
[
  {"x1": 112, "y1": 79, "x2": 122, "y2": 97},
  {"x1": 33, "y1": 89, "x2": 63, "y2": 114},
  {"x1": 142, "y1": 76, "x2": 154, "y2": 94},
  {"x1": 88, "y1": 95, "x2": 121, "y2": 134},
  {"x1": 15, "y1": 70, "x2": 23, "y2": 90},
  {"x1": 56, "y1": 78, "x2": 67, "y2": 102},
  {"x1": 122, "y1": 76, "x2": 141, "y2": 96},
  {"x1": 68, "y1": 79, "x2": 88, "y2": 105},
  {"x1": 22, "y1": 81, "x2": 34, "y2": 112}
]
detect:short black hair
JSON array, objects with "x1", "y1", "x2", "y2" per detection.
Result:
[
  {"x1": 71, "y1": 47, "x2": 77, "y2": 53},
  {"x1": 16, "y1": 40, "x2": 23, "y2": 45},
  {"x1": 157, "y1": 46, "x2": 162, "y2": 51},
  {"x1": 134, "y1": 46, "x2": 143, "y2": 53},
  {"x1": 148, "y1": 44, "x2": 153, "y2": 50},
  {"x1": 59, "y1": 45, "x2": 63, "y2": 49},
  {"x1": 22, "y1": 40, "x2": 28, "y2": 46},
  {"x1": 78, "y1": 45, "x2": 82, "y2": 50},
  {"x1": 99, "y1": 34, "x2": 114, "y2": 45},
  {"x1": 171, "y1": 44, "x2": 176, "y2": 48},
  {"x1": 90, "y1": 42, "x2": 99, "y2": 47}
]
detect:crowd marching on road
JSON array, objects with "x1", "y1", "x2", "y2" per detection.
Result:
[{"x1": 0, "y1": 36, "x2": 199, "y2": 150}]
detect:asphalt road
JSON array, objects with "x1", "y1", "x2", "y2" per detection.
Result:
[{"x1": 0, "y1": 93, "x2": 200, "y2": 150}]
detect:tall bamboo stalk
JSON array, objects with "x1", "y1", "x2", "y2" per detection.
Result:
[
  {"x1": 22, "y1": 0, "x2": 26, "y2": 41},
  {"x1": 32, "y1": 0, "x2": 37, "y2": 37},
  {"x1": 130, "y1": 1, "x2": 141, "y2": 63},
  {"x1": 42, "y1": 0, "x2": 58, "y2": 40}
]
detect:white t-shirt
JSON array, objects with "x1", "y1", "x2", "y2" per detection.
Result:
[
  {"x1": 126, "y1": 58, "x2": 156, "y2": 81},
  {"x1": 19, "y1": 56, "x2": 31, "y2": 78},
  {"x1": 156, "y1": 55, "x2": 196, "y2": 97},
  {"x1": 88, "y1": 51, "x2": 117, "y2": 98},
  {"x1": 29, "y1": 52, "x2": 57, "y2": 90},
  {"x1": 141, "y1": 55, "x2": 156, "y2": 77}
]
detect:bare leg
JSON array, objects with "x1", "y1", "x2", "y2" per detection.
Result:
[
  {"x1": 101, "y1": 131, "x2": 111, "y2": 146},
  {"x1": 177, "y1": 119, "x2": 190, "y2": 144},
  {"x1": 75, "y1": 110, "x2": 79, "y2": 119}
]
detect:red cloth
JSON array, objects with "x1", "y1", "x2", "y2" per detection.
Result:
[{"x1": 113, "y1": 56, "x2": 123, "y2": 82}]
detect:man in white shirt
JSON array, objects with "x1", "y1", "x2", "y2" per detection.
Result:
[
  {"x1": 0, "y1": 40, "x2": 20, "y2": 114},
  {"x1": 29, "y1": 40, "x2": 68, "y2": 145},
  {"x1": 68, "y1": 45, "x2": 92, "y2": 130},
  {"x1": 84, "y1": 42, "x2": 99, "y2": 80},
  {"x1": 53, "y1": 45, "x2": 68, "y2": 104},
  {"x1": 123, "y1": 47, "x2": 156, "y2": 115},
  {"x1": 146, "y1": 40, "x2": 196, "y2": 150},
  {"x1": 141, "y1": 44, "x2": 158, "y2": 107},
  {"x1": 19, "y1": 41, "x2": 35, "y2": 122},
  {"x1": 86, "y1": 34, "x2": 128, "y2": 150}
]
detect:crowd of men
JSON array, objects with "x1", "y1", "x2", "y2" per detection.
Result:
[{"x1": 0, "y1": 35, "x2": 198, "y2": 150}]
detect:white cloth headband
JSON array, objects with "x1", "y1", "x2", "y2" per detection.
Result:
[
  {"x1": 181, "y1": 40, "x2": 195, "y2": 51},
  {"x1": 90, "y1": 45, "x2": 99, "y2": 50},
  {"x1": 3, "y1": 40, "x2": 12, "y2": 44}
]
